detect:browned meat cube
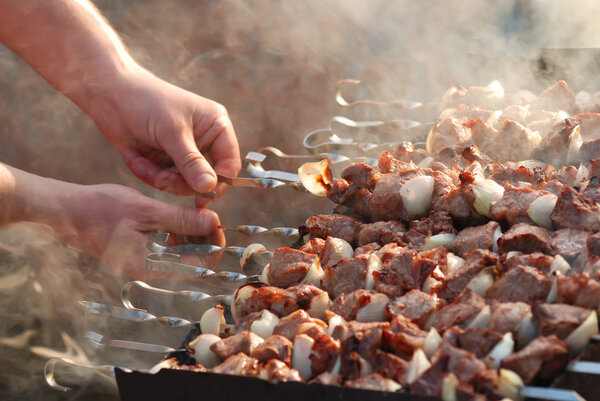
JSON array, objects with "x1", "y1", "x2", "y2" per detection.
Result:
[
  {"x1": 385, "y1": 289, "x2": 445, "y2": 326},
  {"x1": 260, "y1": 359, "x2": 302, "y2": 383},
  {"x1": 485, "y1": 265, "x2": 552, "y2": 303},
  {"x1": 489, "y1": 164, "x2": 537, "y2": 186},
  {"x1": 501, "y1": 335, "x2": 569, "y2": 384},
  {"x1": 551, "y1": 187, "x2": 600, "y2": 232},
  {"x1": 299, "y1": 237, "x2": 326, "y2": 259},
  {"x1": 210, "y1": 331, "x2": 264, "y2": 360},
  {"x1": 356, "y1": 220, "x2": 405, "y2": 247},
  {"x1": 330, "y1": 289, "x2": 376, "y2": 321},
  {"x1": 344, "y1": 373, "x2": 399, "y2": 391},
  {"x1": 369, "y1": 170, "x2": 422, "y2": 221},
  {"x1": 497, "y1": 223, "x2": 553, "y2": 254},
  {"x1": 489, "y1": 300, "x2": 532, "y2": 334},
  {"x1": 341, "y1": 162, "x2": 380, "y2": 190},
  {"x1": 373, "y1": 248, "x2": 436, "y2": 297},
  {"x1": 299, "y1": 214, "x2": 362, "y2": 243},
  {"x1": 378, "y1": 151, "x2": 415, "y2": 174},
  {"x1": 490, "y1": 185, "x2": 543, "y2": 226},
  {"x1": 330, "y1": 320, "x2": 390, "y2": 343},
  {"x1": 238, "y1": 284, "x2": 326, "y2": 319},
  {"x1": 583, "y1": 176, "x2": 600, "y2": 203},
  {"x1": 557, "y1": 273, "x2": 600, "y2": 309},
  {"x1": 428, "y1": 117, "x2": 473, "y2": 154},
  {"x1": 446, "y1": 221, "x2": 500, "y2": 257},
  {"x1": 339, "y1": 336, "x2": 372, "y2": 380},
  {"x1": 323, "y1": 255, "x2": 368, "y2": 299},
  {"x1": 455, "y1": 383, "x2": 486, "y2": 401},
  {"x1": 273, "y1": 309, "x2": 326, "y2": 341},
  {"x1": 233, "y1": 311, "x2": 263, "y2": 333},
  {"x1": 437, "y1": 249, "x2": 498, "y2": 301},
  {"x1": 382, "y1": 315, "x2": 428, "y2": 359},
  {"x1": 531, "y1": 80, "x2": 578, "y2": 114},
  {"x1": 534, "y1": 303, "x2": 593, "y2": 340},
  {"x1": 211, "y1": 353, "x2": 261, "y2": 377},
  {"x1": 427, "y1": 289, "x2": 487, "y2": 332},
  {"x1": 538, "y1": 117, "x2": 580, "y2": 166},
  {"x1": 440, "y1": 174, "x2": 488, "y2": 227},
  {"x1": 494, "y1": 120, "x2": 541, "y2": 161},
  {"x1": 267, "y1": 248, "x2": 316, "y2": 288},
  {"x1": 309, "y1": 372, "x2": 342, "y2": 386},
  {"x1": 456, "y1": 328, "x2": 503, "y2": 359},
  {"x1": 327, "y1": 178, "x2": 350, "y2": 205},
  {"x1": 402, "y1": 210, "x2": 455, "y2": 250},
  {"x1": 552, "y1": 228, "x2": 590, "y2": 270},
  {"x1": 372, "y1": 351, "x2": 408, "y2": 385},
  {"x1": 554, "y1": 165, "x2": 580, "y2": 187},
  {"x1": 502, "y1": 252, "x2": 554, "y2": 274},
  {"x1": 310, "y1": 334, "x2": 341, "y2": 375},
  {"x1": 354, "y1": 242, "x2": 381, "y2": 257},
  {"x1": 251, "y1": 334, "x2": 293, "y2": 365}
]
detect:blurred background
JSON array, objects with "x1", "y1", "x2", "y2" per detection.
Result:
[{"x1": 2, "y1": 0, "x2": 600, "y2": 399}]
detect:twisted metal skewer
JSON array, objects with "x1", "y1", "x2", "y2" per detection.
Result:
[
  {"x1": 79, "y1": 301, "x2": 194, "y2": 328},
  {"x1": 44, "y1": 357, "x2": 124, "y2": 392}
]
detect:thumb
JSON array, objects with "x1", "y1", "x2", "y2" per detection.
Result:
[
  {"x1": 162, "y1": 132, "x2": 218, "y2": 193},
  {"x1": 152, "y1": 202, "x2": 220, "y2": 236}
]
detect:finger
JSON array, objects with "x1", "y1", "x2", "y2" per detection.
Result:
[
  {"x1": 197, "y1": 115, "x2": 242, "y2": 179},
  {"x1": 194, "y1": 182, "x2": 230, "y2": 208},
  {"x1": 151, "y1": 203, "x2": 220, "y2": 236},
  {"x1": 121, "y1": 147, "x2": 195, "y2": 196},
  {"x1": 160, "y1": 129, "x2": 218, "y2": 194}
]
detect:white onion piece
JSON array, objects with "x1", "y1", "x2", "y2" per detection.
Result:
[
  {"x1": 200, "y1": 306, "x2": 225, "y2": 336},
  {"x1": 231, "y1": 284, "x2": 258, "y2": 322},
  {"x1": 423, "y1": 328, "x2": 442, "y2": 359},
  {"x1": 250, "y1": 310, "x2": 280, "y2": 339},
  {"x1": 298, "y1": 160, "x2": 333, "y2": 197},
  {"x1": 505, "y1": 251, "x2": 523, "y2": 259},
  {"x1": 327, "y1": 313, "x2": 347, "y2": 337},
  {"x1": 441, "y1": 373, "x2": 458, "y2": 401},
  {"x1": 424, "y1": 233, "x2": 457, "y2": 251},
  {"x1": 356, "y1": 293, "x2": 390, "y2": 322},
  {"x1": 240, "y1": 243, "x2": 267, "y2": 270},
  {"x1": 422, "y1": 275, "x2": 440, "y2": 294},
  {"x1": 446, "y1": 253, "x2": 465, "y2": 275},
  {"x1": 516, "y1": 181, "x2": 532, "y2": 188},
  {"x1": 306, "y1": 292, "x2": 331, "y2": 320},
  {"x1": 400, "y1": 175, "x2": 434, "y2": 219},
  {"x1": 259, "y1": 263, "x2": 270, "y2": 284},
  {"x1": 576, "y1": 164, "x2": 589, "y2": 184},
  {"x1": 516, "y1": 315, "x2": 537, "y2": 348},
  {"x1": 365, "y1": 254, "x2": 382, "y2": 291},
  {"x1": 498, "y1": 369, "x2": 525, "y2": 401},
  {"x1": 323, "y1": 237, "x2": 354, "y2": 267},
  {"x1": 546, "y1": 279, "x2": 558, "y2": 303},
  {"x1": 466, "y1": 267, "x2": 496, "y2": 297},
  {"x1": 301, "y1": 256, "x2": 325, "y2": 287},
  {"x1": 472, "y1": 179, "x2": 505, "y2": 218},
  {"x1": 487, "y1": 80, "x2": 505, "y2": 99},
  {"x1": 406, "y1": 349, "x2": 431, "y2": 384},
  {"x1": 384, "y1": 379, "x2": 402, "y2": 393},
  {"x1": 485, "y1": 332, "x2": 514, "y2": 370},
  {"x1": 467, "y1": 305, "x2": 491, "y2": 329},
  {"x1": 567, "y1": 125, "x2": 583, "y2": 163},
  {"x1": 564, "y1": 311, "x2": 599, "y2": 355},
  {"x1": 550, "y1": 255, "x2": 571, "y2": 275},
  {"x1": 417, "y1": 157, "x2": 434, "y2": 169},
  {"x1": 331, "y1": 356, "x2": 341, "y2": 375},
  {"x1": 188, "y1": 334, "x2": 221, "y2": 368},
  {"x1": 293, "y1": 334, "x2": 315, "y2": 380},
  {"x1": 149, "y1": 357, "x2": 178, "y2": 374},
  {"x1": 527, "y1": 194, "x2": 558, "y2": 229},
  {"x1": 492, "y1": 226, "x2": 502, "y2": 253}
]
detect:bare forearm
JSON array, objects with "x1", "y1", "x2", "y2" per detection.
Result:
[{"x1": 0, "y1": 0, "x2": 138, "y2": 112}]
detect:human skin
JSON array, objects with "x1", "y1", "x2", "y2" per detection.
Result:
[
  {"x1": 0, "y1": 0, "x2": 241, "y2": 205},
  {"x1": 0, "y1": 163, "x2": 224, "y2": 278}
]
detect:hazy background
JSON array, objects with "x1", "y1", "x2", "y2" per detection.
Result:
[{"x1": 2, "y1": 0, "x2": 600, "y2": 399}]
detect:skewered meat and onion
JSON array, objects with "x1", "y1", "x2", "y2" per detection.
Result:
[{"x1": 152, "y1": 80, "x2": 600, "y2": 400}]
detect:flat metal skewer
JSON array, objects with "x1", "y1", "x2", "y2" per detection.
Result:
[
  {"x1": 79, "y1": 301, "x2": 194, "y2": 328},
  {"x1": 220, "y1": 224, "x2": 300, "y2": 241},
  {"x1": 86, "y1": 331, "x2": 182, "y2": 354},
  {"x1": 335, "y1": 79, "x2": 428, "y2": 110},
  {"x1": 44, "y1": 357, "x2": 124, "y2": 392}
]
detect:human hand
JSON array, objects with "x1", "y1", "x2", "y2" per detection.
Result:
[
  {"x1": 86, "y1": 66, "x2": 241, "y2": 202},
  {"x1": 51, "y1": 182, "x2": 225, "y2": 279}
]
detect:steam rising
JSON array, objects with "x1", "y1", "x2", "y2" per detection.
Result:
[{"x1": 1, "y1": 0, "x2": 600, "y2": 399}]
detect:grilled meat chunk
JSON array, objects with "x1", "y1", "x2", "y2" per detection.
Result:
[
  {"x1": 299, "y1": 214, "x2": 362, "y2": 243},
  {"x1": 556, "y1": 273, "x2": 600, "y2": 309},
  {"x1": 550, "y1": 187, "x2": 600, "y2": 232},
  {"x1": 446, "y1": 221, "x2": 500, "y2": 257},
  {"x1": 490, "y1": 184, "x2": 542, "y2": 226},
  {"x1": 323, "y1": 255, "x2": 369, "y2": 299},
  {"x1": 260, "y1": 359, "x2": 302, "y2": 382},
  {"x1": 385, "y1": 289, "x2": 444, "y2": 326},
  {"x1": 211, "y1": 353, "x2": 261, "y2": 377},
  {"x1": 427, "y1": 289, "x2": 486, "y2": 332},
  {"x1": 552, "y1": 228, "x2": 589, "y2": 270},
  {"x1": 489, "y1": 300, "x2": 532, "y2": 334},
  {"x1": 356, "y1": 220, "x2": 405, "y2": 247},
  {"x1": 299, "y1": 237, "x2": 326, "y2": 259},
  {"x1": 273, "y1": 309, "x2": 327, "y2": 341},
  {"x1": 497, "y1": 223, "x2": 553, "y2": 255},
  {"x1": 310, "y1": 334, "x2": 341, "y2": 375},
  {"x1": 267, "y1": 248, "x2": 317, "y2": 288},
  {"x1": 373, "y1": 248, "x2": 436, "y2": 297},
  {"x1": 344, "y1": 373, "x2": 400, "y2": 391},
  {"x1": 251, "y1": 334, "x2": 293, "y2": 365},
  {"x1": 534, "y1": 303, "x2": 593, "y2": 340},
  {"x1": 210, "y1": 331, "x2": 264, "y2": 360},
  {"x1": 485, "y1": 265, "x2": 552, "y2": 303},
  {"x1": 501, "y1": 252, "x2": 554, "y2": 274},
  {"x1": 437, "y1": 249, "x2": 498, "y2": 301}
]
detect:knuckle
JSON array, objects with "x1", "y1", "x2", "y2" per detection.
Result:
[{"x1": 179, "y1": 150, "x2": 207, "y2": 170}]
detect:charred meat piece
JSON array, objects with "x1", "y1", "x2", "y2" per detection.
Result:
[
  {"x1": 260, "y1": 359, "x2": 302, "y2": 383},
  {"x1": 383, "y1": 315, "x2": 427, "y2": 359},
  {"x1": 373, "y1": 248, "x2": 436, "y2": 297},
  {"x1": 489, "y1": 164, "x2": 538, "y2": 186},
  {"x1": 494, "y1": 120, "x2": 541, "y2": 162},
  {"x1": 356, "y1": 220, "x2": 405, "y2": 247},
  {"x1": 502, "y1": 252, "x2": 554, "y2": 274},
  {"x1": 534, "y1": 303, "x2": 593, "y2": 340},
  {"x1": 583, "y1": 176, "x2": 600, "y2": 203},
  {"x1": 446, "y1": 221, "x2": 500, "y2": 257},
  {"x1": 538, "y1": 116, "x2": 581, "y2": 166},
  {"x1": 557, "y1": 273, "x2": 600, "y2": 309},
  {"x1": 550, "y1": 186, "x2": 600, "y2": 232},
  {"x1": 489, "y1": 300, "x2": 532, "y2": 334},
  {"x1": 238, "y1": 284, "x2": 326, "y2": 318},
  {"x1": 427, "y1": 117, "x2": 473, "y2": 154},
  {"x1": 369, "y1": 169, "x2": 423, "y2": 221},
  {"x1": 501, "y1": 335, "x2": 569, "y2": 384},
  {"x1": 485, "y1": 265, "x2": 552, "y2": 303},
  {"x1": 497, "y1": 223, "x2": 553, "y2": 255},
  {"x1": 531, "y1": 80, "x2": 578, "y2": 115},
  {"x1": 330, "y1": 320, "x2": 390, "y2": 343},
  {"x1": 354, "y1": 242, "x2": 382, "y2": 257},
  {"x1": 210, "y1": 331, "x2": 264, "y2": 360},
  {"x1": 427, "y1": 289, "x2": 486, "y2": 332},
  {"x1": 378, "y1": 151, "x2": 415, "y2": 174},
  {"x1": 330, "y1": 289, "x2": 377, "y2": 321},
  {"x1": 251, "y1": 334, "x2": 293, "y2": 365},
  {"x1": 299, "y1": 237, "x2": 326, "y2": 259},
  {"x1": 211, "y1": 353, "x2": 261, "y2": 377},
  {"x1": 490, "y1": 184, "x2": 542, "y2": 226},
  {"x1": 403, "y1": 211, "x2": 456, "y2": 250},
  {"x1": 552, "y1": 228, "x2": 589, "y2": 270},
  {"x1": 587, "y1": 232, "x2": 600, "y2": 257},
  {"x1": 310, "y1": 334, "x2": 341, "y2": 375},
  {"x1": 267, "y1": 248, "x2": 316, "y2": 288},
  {"x1": 321, "y1": 236, "x2": 352, "y2": 268},
  {"x1": 457, "y1": 328, "x2": 504, "y2": 359},
  {"x1": 323, "y1": 255, "x2": 369, "y2": 299},
  {"x1": 439, "y1": 173, "x2": 488, "y2": 227},
  {"x1": 385, "y1": 289, "x2": 445, "y2": 326},
  {"x1": 273, "y1": 309, "x2": 326, "y2": 341},
  {"x1": 299, "y1": 214, "x2": 362, "y2": 244},
  {"x1": 372, "y1": 350, "x2": 408, "y2": 385},
  {"x1": 339, "y1": 336, "x2": 372, "y2": 380},
  {"x1": 437, "y1": 249, "x2": 498, "y2": 301},
  {"x1": 341, "y1": 162, "x2": 380, "y2": 191}
]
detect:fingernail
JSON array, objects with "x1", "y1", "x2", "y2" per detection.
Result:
[
  {"x1": 132, "y1": 161, "x2": 147, "y2": 178},
  {"x1": 195, "y1": 173, "x2": 216, "y2": 192}
]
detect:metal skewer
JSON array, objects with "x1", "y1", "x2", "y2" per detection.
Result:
[
  {"x1": 220, "y1": 224, "x2": 300, "y2": 241},
  {"x1": 335, "y1": 79, "x2": 429, "y2": 110},
  {"x1": 44, "y1": 357, "x2": 125, "y2": 392},
  {"x1": 86, "y1": 331, "x2": 182, "y2": 354},
  {"x1": 79, "y1": 301, "x2": 194, "y2": 328}
]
